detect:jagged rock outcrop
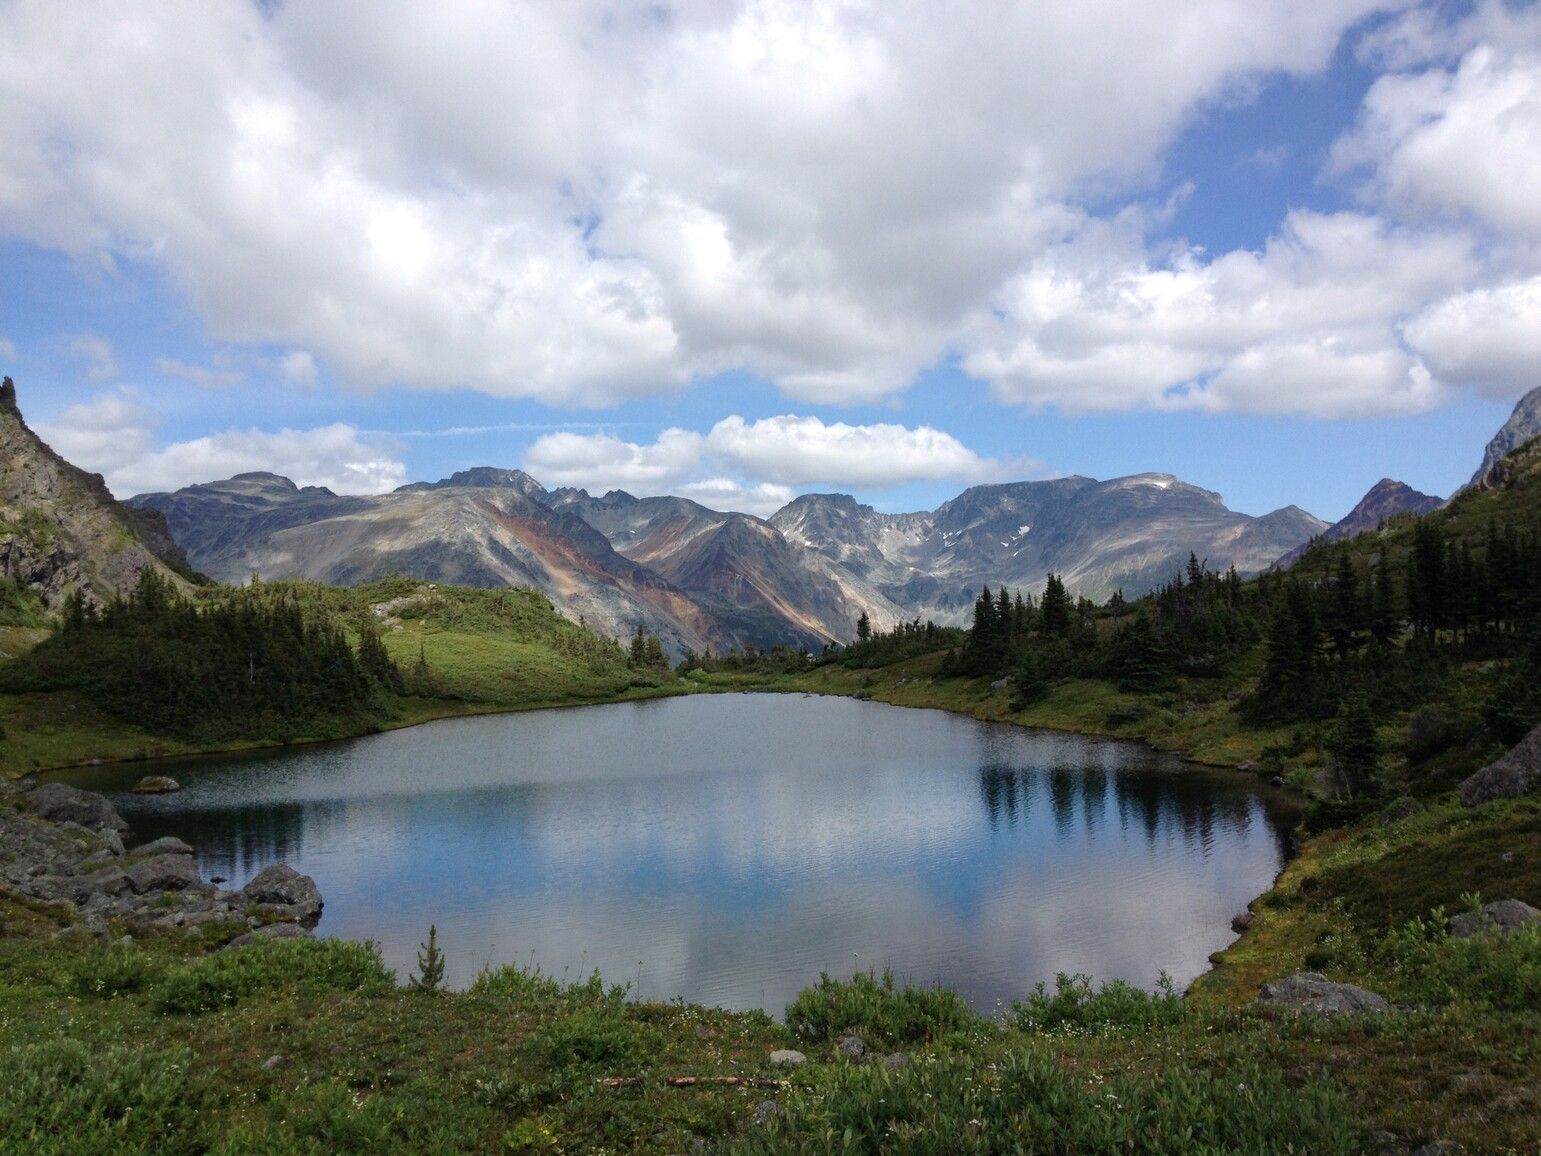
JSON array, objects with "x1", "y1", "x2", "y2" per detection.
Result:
[
  {"x1": 0, "y1": 376, "x2": 192, "y2": 610},
  {"x1": 1470, "y1": 385, "x2": 1541, "y2": 489},
  {"x1": 1274, "y1": 479, "x2": 1444, "y2": 569},
  {"x1": 1460, "y1": 724, "x2": 1541, "y2": 806}
]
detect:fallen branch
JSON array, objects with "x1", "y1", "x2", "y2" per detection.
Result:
[{"x1": 597, "y1": 1075, "x2": 788, "y2": 1089}]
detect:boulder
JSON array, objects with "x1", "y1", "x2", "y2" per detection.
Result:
[
  {"x1": 24, "y1": 783, "x2": 128, "y2": 832},
  {"x1": 131, "y1": 775, "x2": 181, "y2": 795},
  {"x1": 1447, "y1": 898, "x2": 1540, "y2": 938},
  {"x1": 837, "y1": 1035, "x2": 865, "y2": 1060},
  {"x1": 128, "y1": 836, "x2": 194, "y2": 858},
  {"x1": 884, "y1": 1052, "x2": 909, "y2": 1071},
  {"x1": 125, "y1": 853, "x2": 202, "y2": 894},
  {"x1": 750, "y1": 1100, "x2": 780, "y2": 1127},
  {"x1": 1255, "y1": 972, "x2": 1392, "y2": 1015},
  {"x1": 990, "y1": 677, "x2": 1010, "y2": 691},
  {"x1": 1378, "y1": 797, "x2": 1420, "y2": 826},
  {"x1": 768, "y1": 1049, "x2": 807, "y2": 1068},
  {"x1": 27, "y1": 867, "x2": 132, "y2": 904},
  {"x1": 240, "y1": 863, "x2": 323, "y2": 927},
  {"x1": 1460, "y1": 724, "x2": 1541, "y2": 805},
  {"x1": 226, "y1": 922, "x2": 314, "y2": 949}
]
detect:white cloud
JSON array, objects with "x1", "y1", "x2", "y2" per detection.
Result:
[
  {"x1": 35, "y1": 394, "x2": 155, "y2": 478},
  {"x1": 278, "y1": 350, "x2": 318, "y2": 385},
  {"x1": 706, "y1": 414, "x2": 1001, "y2": 487},
  {"x1": 521, "y1": 413, "x2": 1003, "y2": 512},
  {"x1": 154, "y1": 356, "x2": 244, "y2": 388},
  {"x1": 1403, "y1": 277, "x2": 1541, "y2": 400},
  {"x1": 64, "y1": 334, "x2": 117, "y2": 381},
  {"x1": 0, "y1": 1, "x2": 1400, "y2": 410},
  {"x1": 35, "y1": 393, "x2": 405, "y2": 497},
  {"x1": 965, "y1": 211, "x2": 1468, "y2": 417},
  {"x1": 1335, "y1": 42, "x2": 1541, "y2": 241},
  {"x1": 0, "y1": 336, "x2": 15, "y2": 360}
]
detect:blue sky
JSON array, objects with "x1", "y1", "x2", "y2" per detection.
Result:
[{"x1": 2, "y1": 2, "x2": 1537, "y2": 521}]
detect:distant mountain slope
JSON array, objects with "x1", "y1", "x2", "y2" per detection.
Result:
[
  {"x1": 130, "y1": 474, "x2": 722, "y2": 657},
  {"x1": 1275, "y1": 479, "x2": 1444, "y2": 569},
  {"x1": 1471, "y1": 385, "x2": 1541, "y2": 489},
  {"x1": 773, "y1": 474, "x2": 1327, "y2": 622},
  {"x1": 0, "y1": 377, "x2": 192, "y2": 610},
  {"x1": 550, "y1": 489, "x2": 907, "y2": 647}
]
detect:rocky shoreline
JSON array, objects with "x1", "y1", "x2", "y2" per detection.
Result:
[{"x1": 0, "y1": 777, "x2": 322, "y2": 946}]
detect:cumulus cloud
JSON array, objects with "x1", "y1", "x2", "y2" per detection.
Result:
[
  {"x1": 965, "y1": 211, "x2": 1468, "y2": 416},
  {"x1": 154, "y1": 357, "x2": 244, "y2": 388},
  {"x1": 0, "y1": 0, "x2": 1406, "y2": 412},
  {"x1": 64, "y1": 334, "x2": 117, "y2": 382},
  {"x1": 35, "y1": 393, "x2": 405, "y2": 497},
  {"x1": 1335, "y1": 41, "x2": 1541, "y2": 241},
  {"x1": 1403, "y1": 277, "x2": 1541, "y2": 399},
  {"x1": 522, "y1": 414, "x2": 1004, "y2": 513}
]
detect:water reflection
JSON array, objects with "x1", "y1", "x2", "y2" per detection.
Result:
[{"x1": 56, "y1": 695, "x2": 1292, "y2": 1014}]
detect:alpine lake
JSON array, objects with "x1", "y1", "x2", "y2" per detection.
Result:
[{"x1": 55, "y1": 693, "x2": 1294, "y2": 1015}]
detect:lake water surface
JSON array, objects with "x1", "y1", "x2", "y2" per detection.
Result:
[{"x1": 57, "y1": 694, "x2": 1292, "y2": 1014}]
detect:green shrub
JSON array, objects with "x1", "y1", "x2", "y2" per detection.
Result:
[
  {"x1": 469, "y1": 961, "x2": 564, "y2": 1005},
  {"x1": 1012, "y1": 972, "x2": 1186, "y2": 1035},
  {"x1": 151, "y1": 937, "x2": 394, "y2": 1014},
  {"x1": 729, "y1": 1049, "x2": 1359, "y2": 1155},
  {"x1": 64, "y1": 946, "x2": 171, "y2": 998},
  {"x1": 1378, "y1": 913, "x2": 1541, "y2": 1010},
  {"x1": 0, "y1": 1039, "x2": 214, "y2": 1154},
  {"x1": 525, "y1": 1005, "x2": 660, "y2": 1071},
  {"x1": 784, "y1": 970, "x2": 983, "y2": 1049}
]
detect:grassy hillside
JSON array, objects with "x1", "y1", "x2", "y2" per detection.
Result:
[{"x1": 0, "y1": 578, "x2": 678, "y2": 778}]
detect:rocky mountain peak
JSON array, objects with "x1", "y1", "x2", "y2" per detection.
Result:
[
  {"x1": 0, "y1": 377, "x2": 192, "y2": 608},
  {"x1": 1472, "y1": 385, "x2": 1541, "y2": 487}
]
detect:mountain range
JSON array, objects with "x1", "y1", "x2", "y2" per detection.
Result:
[
  {"x1": 131, "y1": 460, "x2": 1331, "y2": 655},
  {"x1": 10, "y1": 375, "x2": 1539, "y2": 654}
]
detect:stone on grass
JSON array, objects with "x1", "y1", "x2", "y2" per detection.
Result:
[
  {"x1": 837, "y1": 1035, "x2": 865, "y2": 1060},
  {"x1": 768, "y1": 1049, "x2": 807, "y2": 1068},
  {"x1": 750, "y1": 1100, "x2": 780, "y2": 1127},
  {"x1": 225, "y1": 923, "x2": 314, "y2": 949},
  {"x1": 885, "y1": 1052, "x2": 909, "y2": 1071},
  {"x1": 1460, "y1": 724, "x2": 1541, "y2": 805},
  {"x1": 1447, "y1": 898, "x2": 1540, "y2": 938},
  {"x1": 261, "y1": 1055, "x2": 289, "y2": 1071},
  {"x1": 1255, "y1": 972, "x2": 1391, "y2": 1015}
]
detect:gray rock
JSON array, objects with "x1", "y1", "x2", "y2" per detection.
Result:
[
  {"x1": 131, "y1": 775, "x2": 181, "y2": 795},
  {"x1": 990, "y1": 677, "x2": 1010, "y2": 691},
  {"x1": 225, "y1": 922, "x2": 314, "y2": 949},
  {"x1": 1235, "y1": 760, "x2": 1256, "y2": 773},
  {"x1": 1460, "y1": 724, "x2": 1541, "y2": 805},
  {"x1": 1447, "y1": 899, "x2": 1540, "y2": 938},
  {"x1": 1410, "y1": 1143, "x2": 1459, "y2": 1156},
  {"x1": 884, "y1": 1052, "x2": 908, "y2": 1071},
  {"x1": 1255, "y1": 972, "x2": 1392, "y2": 1015},
  {"x1": 1378, "y1": 797, "x2": 1420, "y2": 826},
  {"x1": 768, "y1": 1049, "x2": 807, "y2": 1067},
  {"x1": 128, "y1": 836, "x2": 194, "y2": 858},
  {"x1": 27, "y1": 866, "x2": 132, "y2": 904},
  {"x1": 750, "y1": 1100, "x2": 780, "y2": 1127},
  {"x1": 1231, "y1": 911, "x2": 1255, "y2": 933},
  {"x1": 25, "y1": 783, "x2": 128, "y2": 832},
  {"x1": 125, "y1": 853, "x2": 202, "y2": 894},
  {"x1": 261, "y1": 1054, "x2": 289, "y2": 1071},
  {"x1": 240, "y1": 864, "x2": 323, "y2": 927},
  {"x1": 836, "y1": 1035, "x2": 865, "y2": 1060}
]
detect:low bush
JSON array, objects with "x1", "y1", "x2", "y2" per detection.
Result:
[
  {"x1": 1012, "y1": 971, "x2": 1186, "y2": 1035},
  {"x1": 729, "y1": 1049, "x2": 1360, "y2": 1155},
  {"x1": 64, "y1": 946, "x2": 170, "y2": 999},
  {"x1": 1378, "y1": 911, "x2": 1541, "y2": 1011},
  {"x1": 151, "y1": 937, "x2": 394, "y2": 1014},
  {"x1": 0, "y1": 1039, "x2": 215, "y2": 1154},
  {"x1": 784, "y1": 970, "x2": 983, "y2": 1049}
]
